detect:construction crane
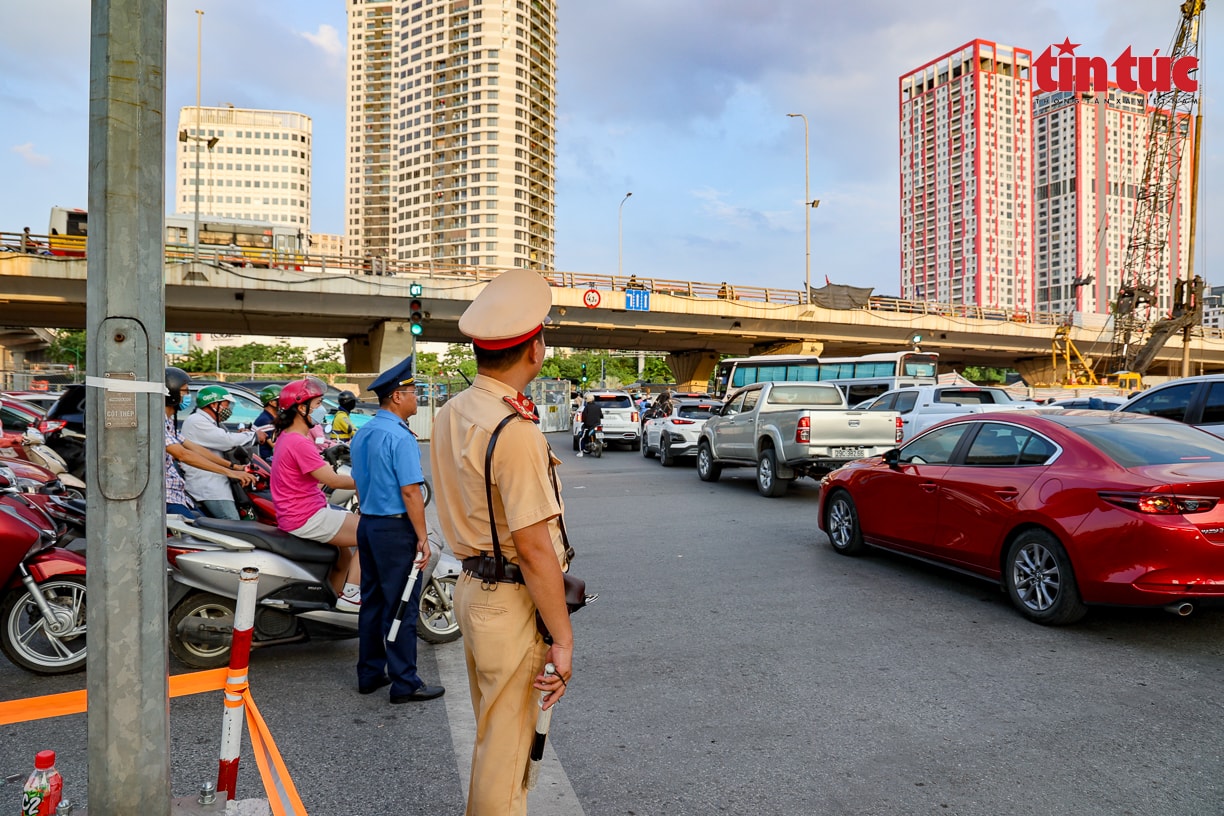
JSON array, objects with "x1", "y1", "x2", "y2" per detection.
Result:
[{"x1": 1106, "y1": 0, "x2": 1207, "y2": 380}]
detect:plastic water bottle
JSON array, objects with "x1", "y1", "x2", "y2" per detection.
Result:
[{"x1": 20, "y1": 751, "x2": 62, "y2": 816}]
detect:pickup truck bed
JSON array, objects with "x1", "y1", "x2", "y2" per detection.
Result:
[{"x1": 698, "y1": 381, "x2": 902, "y2": 497}]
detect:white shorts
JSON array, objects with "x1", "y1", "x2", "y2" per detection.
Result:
[{"x1": 289, "y1": 505, "x2": 349, "y2": 544}]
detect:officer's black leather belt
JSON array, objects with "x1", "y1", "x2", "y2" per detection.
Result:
[
  {"x1": 363, "y1": 513, "x2": 406, "y2": 519},
  {"x1": 462, "y1": 555, "x2": 525, "y2": 585}
]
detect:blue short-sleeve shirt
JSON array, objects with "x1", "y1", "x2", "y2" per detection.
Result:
[{"x1": 350, "y1": 409, "x2": 425, "y2": 516}]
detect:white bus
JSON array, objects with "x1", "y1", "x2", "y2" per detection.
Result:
[{"x1": 713, "y1": 350, "x2": 939, "y2": 404}]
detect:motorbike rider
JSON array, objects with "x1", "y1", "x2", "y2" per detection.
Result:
[
  {"x1": 163, "y1": 368, "x2": 256, "y2": 519},
  {"x1": 577, "y1": 392, "x2": 603, "y2": 457},
  {"x1": 181, "y1": 384, "x2": 267, "y2": 520},
  {"x1": 269, "y1": 377, "x2": 363, "y2": 610},
  {"x1": 329, "y1": 390, "x2": 358, "y2": 442},
  {"x1": 253, "y1": 384, "x2": 282, "y2": 461}
]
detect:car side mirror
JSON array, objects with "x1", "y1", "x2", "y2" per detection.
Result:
[
  {"x1": 0, "y1": 466, "x2": 13, "y2": 490},
  {"x1": 883, "y1": 448, "x2": 901, "y2": 469}
]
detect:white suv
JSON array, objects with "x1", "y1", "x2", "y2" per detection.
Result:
[{"x1": 572, "y1": 391, "x2": 641, "y2": 451}]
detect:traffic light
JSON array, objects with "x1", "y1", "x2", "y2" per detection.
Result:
[
  {"x1": 580, "y1": 362, "x2": 588, "y2": 384},
  {"x1": 409, "y1": 290, "x2": 424, "y2": 337}
]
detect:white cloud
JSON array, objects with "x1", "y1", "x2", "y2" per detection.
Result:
[
  {"x1": 300, "y1": 24, "x2": 342, "y2": 60},
  {"x1": 11, "y1": 142, "x2": 49, "y2": 167}
]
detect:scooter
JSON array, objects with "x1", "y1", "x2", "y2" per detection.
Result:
[
  {"x1": 1, "y1": 429, "x2": 86, "y2": 500},
  {"x1": 580, "y1": 426, "x2": 605, "y2": 458},
  {"x1": 165, "y1": 515, "x2": 461, "y2": 668},
  {"x1": 0, "y1": 464, "x2": 88, "y2": 675}
]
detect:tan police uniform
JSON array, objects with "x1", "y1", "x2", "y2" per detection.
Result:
[{"x1": 430, "y1": 269, "x2": 567, "y2": 816}]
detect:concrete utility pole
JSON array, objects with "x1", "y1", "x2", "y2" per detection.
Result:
[{"x1": 87, "y1": 2, "x2": 171, "y2": 814}]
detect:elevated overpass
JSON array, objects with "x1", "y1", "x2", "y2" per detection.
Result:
[{"x1": 3, "y1": 251, "x2": 1224, "y2": 387}]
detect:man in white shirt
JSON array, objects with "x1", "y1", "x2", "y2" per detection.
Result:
[{"x1": 181, "y1": 384, "x2": 267, "y2": 519}]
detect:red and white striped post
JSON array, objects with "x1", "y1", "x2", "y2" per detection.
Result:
[{"x1": 217, "y1": 566, "x2": 259, "y2": 800}]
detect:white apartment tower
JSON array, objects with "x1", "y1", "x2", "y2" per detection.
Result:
[
  {"x1": 899, "y1": 40, "x2": 1034, "y2": 312},
  {"x1": 346, "y1": 0, "x2": 557, "y2": 269},
  {"x1": 174, "y1": 106, "x2": 312, "y2": 231},
  {"x1": 1033, "y1": 89, "x2": 1192, "y2": 317}
]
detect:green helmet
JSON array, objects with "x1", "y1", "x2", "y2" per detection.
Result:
[
  {"x1": 195, "y1": 384, "x2": 234, "y2": 408},
  {"x1": 258, "y1": 384, "x2": 283, "y2": 406}
]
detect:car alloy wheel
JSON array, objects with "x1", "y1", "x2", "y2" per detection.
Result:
[
  {"x1": 824, "y1": 491, "x2": 865, "y2": 555},
  {"x1": 1004, "y1": 530, "x2": 1087, "y2": 625}
]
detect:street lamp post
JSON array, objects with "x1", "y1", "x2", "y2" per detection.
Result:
[
  {"x1": 786, "y1": 113, "x2": 820, "y2": 304},
  {"x1": 618, "y1": 192, "x2": 632, "y2": 278}
]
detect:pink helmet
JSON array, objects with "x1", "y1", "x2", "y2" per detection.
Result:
[{"x1": 278, "y1": 377, "x2": 326, "y2": 410}]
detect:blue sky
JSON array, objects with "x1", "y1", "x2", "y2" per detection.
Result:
[{"x1": 0, "y1": 0, "x2": 1212, "y2": 299}]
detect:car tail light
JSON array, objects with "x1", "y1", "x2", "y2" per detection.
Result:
[
  {"x1": 670, "y1": 418, "x2": 695, "y2": 425},
  {"x1": 895, "y1": 416, "x2": 904, "y2": 443},
  {"x1": 1099, "y1": 491, "x2": 1219, "y2": 515},
  {"x1": 796, "y1": 416, "x2": 811, "y2": 444},
  {"x1": 38, "y1": 419, "x2": 67, "y2": 435},
  {"x1": 631, "y1": 411, "x2": 639, "y2": 423}
]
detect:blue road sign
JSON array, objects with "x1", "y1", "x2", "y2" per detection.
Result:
[{"x1": 625, "y1": 289, "x2": 650, "y2": 312}]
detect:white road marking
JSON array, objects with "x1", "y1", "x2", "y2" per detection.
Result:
[{"x1": 434, "y1": 641, "x2": 584, "y2": 815}]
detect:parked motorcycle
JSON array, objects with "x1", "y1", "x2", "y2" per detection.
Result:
[
  {"x1": 165, "y1": 516, "x2": 460, "y2": 668},
  {"x1": 0, "y1": 465, "x2": 88, "y2": 675},
  {"x1": 0, "y1": 429, "x2": 86, "y2": 499}
]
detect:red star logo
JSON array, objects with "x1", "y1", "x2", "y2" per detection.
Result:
[{"x1": 1054, "y1": 37, "x2": 1079, "y2": 56}]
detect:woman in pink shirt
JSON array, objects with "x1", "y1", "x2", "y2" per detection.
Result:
[{"x1": 270, "y1": 378, "x2": 363, "y2": 612}]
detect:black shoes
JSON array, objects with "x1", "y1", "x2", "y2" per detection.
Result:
[
  {"x1": 390, "y1": 684, "x2": 446, "y2": 704},
  {"x1": 358, "y1": 677, "x2": 391, "y2": 695}
]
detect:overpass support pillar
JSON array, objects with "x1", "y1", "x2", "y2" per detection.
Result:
[
  {"x1": 667, "y1": 351, "x2": 720, "y2": 392},
  {"x1": 344, "y1": 320, "x2": 416, "y2": 373}
]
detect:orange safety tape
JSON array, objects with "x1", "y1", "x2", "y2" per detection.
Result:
[
  {"x1": 0, "y1": 669, "x2": 228, "y2": 726},
  {"x1": 243, "y1": 690, "x2": 307, "y2": 816}
]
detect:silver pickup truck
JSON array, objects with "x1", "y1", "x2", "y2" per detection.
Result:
[{"x1": 697, "y1": 381, "x2": 903, "y2": 497}]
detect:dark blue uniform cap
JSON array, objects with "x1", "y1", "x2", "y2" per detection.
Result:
[{"x1": 368, "y1": 355, "x2": 416, "y2": 400}]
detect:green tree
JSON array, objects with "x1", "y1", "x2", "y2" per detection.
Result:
[
  {"x1": 415, "y1": 351, "x2": 441, "y2": 376},
  {"x1": 441, "y1": 344, "x2": 476, "y2": 379},
  {"x1": 48, "y1": 330, "x2": 87, "y2": 370},
  {"x1": 179, "y1": 342, "x2": 309, "y2": 375}
]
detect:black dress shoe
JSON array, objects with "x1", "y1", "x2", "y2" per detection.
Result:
[
  {"x1": 358, "y1": 677, "x2": 391, "y2": 695},
  {"x1": 390, "y1": 684, "x2": 445, "y2": 703}
]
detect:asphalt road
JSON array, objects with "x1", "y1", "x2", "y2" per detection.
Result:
[{"x1": 2, "y1": 432, "x2": 1223, "y2": 815}]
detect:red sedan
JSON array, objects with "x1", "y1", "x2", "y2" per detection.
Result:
[{"x1": 817, "y1": 410, "x2": 1224, "y2": 624}]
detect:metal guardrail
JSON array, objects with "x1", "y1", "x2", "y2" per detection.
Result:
[{"x1": 10, "y1": 228, "x2": 1222, "y2": 340}]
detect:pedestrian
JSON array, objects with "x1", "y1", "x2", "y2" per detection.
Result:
[
  {"x1": 431, "y1": 268, "x2": 573, "y2": 816},
  {"x1": 348, "y1": 356, "x2": 444, "y2": 703},
  {"x1": 180, "y1": 384, "x2": 267, "y2": 520},
  {"x1": 20, "y1": 227, "x2": 33, "y2": 254},
  {"x1": 162, "y1": 368, "x2": 256, "y2": 518}
]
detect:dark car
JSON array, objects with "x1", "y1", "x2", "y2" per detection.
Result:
[{"x1": 818, "y1": 410, "x2": 1224, "y2": 625}]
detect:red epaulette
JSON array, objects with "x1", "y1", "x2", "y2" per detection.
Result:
[{"x1": 503, "y1": 393, "x2": 539, "y2": 421}]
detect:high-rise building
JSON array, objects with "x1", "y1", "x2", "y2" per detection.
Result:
[
  {"x1": 345, "y1": 0, "x2": 557, "y2": 270},
  {"x1": 173, "y1": 106, "x2": 312, "y2": 231},
  {"x1": 1033, "y1": 89, "x2": 1192, "y2": 317},
  {"x1": 899, "y1": 40, "x2": 1034, "y2": 312}
]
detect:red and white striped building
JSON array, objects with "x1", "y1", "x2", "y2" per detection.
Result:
[
  {"x1": 1033, "y1": 88, "x2": 1192, "y2": 317},
  {"x1": 899, "y1": 40, "x2": 1035, "y2": 312}
]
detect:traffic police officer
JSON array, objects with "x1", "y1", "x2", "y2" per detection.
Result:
[
  {"x1": 431, "y1": 269, "x2": 573, "y2": 816},
  {"x1": 349, "y1": 356, "x2": 444, "y2": 703}
]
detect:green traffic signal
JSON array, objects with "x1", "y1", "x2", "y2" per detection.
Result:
[{"x1": 410, "y1": 323, "x2": 423, "y2": 337}]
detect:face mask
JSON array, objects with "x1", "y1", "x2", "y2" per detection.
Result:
[
  {"x1": 178, "y1": 396, "x2": 192, "y2": 411},
  {"x1": 216, "y1": 403, "x2": 234, "y2": 423},
  {"x1": 309, "y1": 406, "x2": 328, "y2": 426}
]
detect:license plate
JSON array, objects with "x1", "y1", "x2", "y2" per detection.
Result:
[
  {"x1": 595, "y1": 432, "x2": 605, "y2": 440},
  {"x1": 832, "y1": 447, "x2": 866, "y2": 458}
]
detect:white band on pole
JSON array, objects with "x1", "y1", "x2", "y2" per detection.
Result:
[{"x1": 85, "y1": 375, "x2": 169, "y2": 395}]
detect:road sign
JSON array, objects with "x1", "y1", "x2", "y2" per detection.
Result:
[
  {"x1": 625, "y1": 289, "x2": 650, "y2": 312},
  {"x1": 583, "y1": 288, "x2": 601, "y2": 308}
]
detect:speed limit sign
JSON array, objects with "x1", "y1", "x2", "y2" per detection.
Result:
[{"x1": 583, "y1": 288, "x2": 601, "y2": 308}]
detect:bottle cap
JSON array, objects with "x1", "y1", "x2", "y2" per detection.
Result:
[{"x1": 34, "y1": 750, "x2": 55, "y2": 769}]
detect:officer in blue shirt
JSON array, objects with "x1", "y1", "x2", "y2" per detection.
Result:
[{"x1": 349, "y1": 355, "x2": 444, "y2": 703}]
